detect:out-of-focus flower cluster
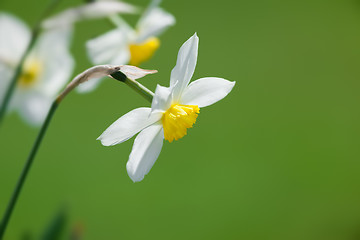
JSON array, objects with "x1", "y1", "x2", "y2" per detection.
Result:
[
  {"x1": 0, "y1": 0, "x2": 174, "y2": 126},
  {"x1": 0, "y1": 2, "x2": 237, "y2": 239},
  {"x1": 0, "y1": 0, "x2": 235, "y2": 183}
]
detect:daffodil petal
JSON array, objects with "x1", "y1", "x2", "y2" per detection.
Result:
[
  {"x1": 98, "y1": 107, "x2": 161, "y2": 146},
  {"x1": 16, "y1": 92, "x2": 52, "y2": 126},
  {"x1": 170, "y1": 33, "x2": 199, "y2": 102},
  {"x1": 33, "y1": 27, "x2": 74, "y2": 96},
  {"x1": 151, "y1": 84, "x2": 172, "y2": 113},
  {"x1": 42, "y1": 1, "x2": 138, "y2": 29},
  {"x1": 180, "y1": 77, "x2": 236, "y2": 108},
  {"x1": 127, "y1": 123, "x2": 164, "y2": 182},
  {"x1": 83, "y1": 27, "x2": 130, "y2": 93},
  {"x1": 135, "y1": 0, "x2": 175, "y2": 43},
  {"x1": 86, "y1": 27, "x2": 131, "y2": 65},
  {"x1": 0, "y1": 12, "x2": 30, "y2": 65}
]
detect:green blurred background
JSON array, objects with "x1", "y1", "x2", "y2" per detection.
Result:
[{"x1": 1, "y1": 0, "x2": 360, "y2": 239}]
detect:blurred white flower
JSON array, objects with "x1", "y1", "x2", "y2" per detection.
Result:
[
  {"x1": 98, "y1": 33, "x2": 235, "y2": 182},
  {"x1": 80, "y1": 0, "x2": 175, "y2": 93},
  {"x1": 42, "y1": 1, "x2": 138, "y2": 29},
  {"x1": 0, "y1": 13, "x2": 74, "y2": 126}
]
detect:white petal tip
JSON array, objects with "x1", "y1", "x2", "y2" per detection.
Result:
[
  {"x1": 127, "y1": 165, "x2": 144, "y2": 183},
  {"x1": 130, "y1": 177, "x2": 142, "y2": 183},
  {"x1": 96, "y1": 135, "x2": 111, "y2": 146},
  {"x1": 96, "y1": 137, "x2": 106, "y2": 145},
  {"x1": 119, "y1": 65, "x2": 158, "y2": 80},
  {"x1": 192, "y1": 32, "x2": 198, "y2": 40},
  {"x1": 180, "y1": 77, "x2": 236, "y2": 108},
  {"x1": 124, "y1": 124, "x2": 164, "y2": 183}
]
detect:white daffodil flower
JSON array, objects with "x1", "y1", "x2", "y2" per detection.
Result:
[
  {"x1": 42, "y1": 1, "x2": 138, "y2": 29},
  {"x1": 0, "y1": 13, "x2": 74, "y2": 126},
  {"x1": 98, "y1": 33, "x2": 235, "y2": 182},
  {"x1": 79, "y1": 0, "x2": 175, "y2": 93}
]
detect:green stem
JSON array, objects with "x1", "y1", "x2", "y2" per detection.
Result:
[
  {"x1": 106, "y1": 14, "x2": 154, "y2": 103},
  {"x1": 0, "y1": 0, "x2": 61, "y2": 127},
  {"x1": 0, "y1": 30, "x2": 39, "y2": 126},
  {"x1": 0, "y1": 100, "x2": 59, "y2": 239},
  {"x1": 0, "y1": 69, "x2": 153, "y2": 239},
  {"x1": 0, "y1": 69, "x2": 153, "y2": 238},
  {"x1": 111, "y1": 71, "x2": 154, "y2": 103}
]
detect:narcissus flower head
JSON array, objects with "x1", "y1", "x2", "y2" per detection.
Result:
[
  {"x1": 98, "y1": 33, "x2": 235, "y2": 182},
  {"x1": 81, "y1": 0, "x2": 175, "y2": 93},
  {"x1": 0, "y1": 13, "x2": 74, "y2": 126}
]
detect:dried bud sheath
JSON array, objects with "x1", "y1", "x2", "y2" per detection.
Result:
[{"x1": 57, "y1": 65, "x2": 120, "y2": 103}]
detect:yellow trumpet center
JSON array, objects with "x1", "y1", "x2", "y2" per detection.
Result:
[
  {"x1": 129, "y1": 37, "x2": 160, "y2": 66},
  {"x1": 18, "y1": 59, "x2": 42, "y2": 88},
  {"x1": 162, "y1": 104, "x2": 200, "y2": 143}
]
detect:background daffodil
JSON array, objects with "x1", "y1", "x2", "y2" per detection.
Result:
[
  {"x1": 0, "y1": 13, "x2": 74, "y2": 126},
  {"x1": 98, "y1": 33, "x2": 235, "y2": 182},
  {"x1": 42, "y1": 0, "x2": 138, "y2": 29},
  {"x1": 79, "y1": 0, "x2": 175, "y2": 93}
]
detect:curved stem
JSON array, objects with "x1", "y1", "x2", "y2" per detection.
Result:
[
  {"x1": 0, "y1": 100, "x2": 59, "y2": 239},
  {"x1": 0, "y1": 67, "x2": 153, "y2": 239},
  {"x1": 0, "y1": 0, "x2": 61, "y2": 127},
  {"x1": 0, "y1": 29, "x2": 39, "y2": 126},
  {"x1": 111, "y1": 71, "x2": 154, "y2": 103}
]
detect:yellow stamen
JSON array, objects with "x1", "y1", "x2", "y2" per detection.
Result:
[
  {"x1": 129, "y1": 37, "x2": 160, "y2": 66},
  {"x1": 162, "y1": 104, "x2": 200, "y2": 143},
  {"x1": 18, "y1": 59, "x2": 42, "y2": 88}
]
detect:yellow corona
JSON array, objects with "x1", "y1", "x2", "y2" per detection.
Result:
[
  {"x1": 129, "y1": 37, "x2": 160, "y2": 66},
  {"x1": 18, "y1": 59, "x2": 42, "y2": 88},
  {"x1": 162, "y1": 104, "x2": 200, "y2": 143}
]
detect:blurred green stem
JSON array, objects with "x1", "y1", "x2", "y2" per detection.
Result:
[
  {"x1": 0, "y1": 69, "x2": 153, "y2": 239},
  {"x1": 0, "y1": 0, "x2": 63, "y2": 235},
  {"x1": 0, "y1": 100, "x2": 59, "y2": 239},
  {"x1": 0, "y1": 0, "x2": 61, "y2": 127},
  {"x1": 0, "y1": 70, "x2": 153, "y2": 239},
  {"x1": 111, "y1": 71, "x2": 154, "y2": 103}
]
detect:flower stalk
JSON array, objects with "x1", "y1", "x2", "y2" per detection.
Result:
[
  {"x1": 0, "y1": 29, "x2": 39, "y2": 126},
  {"x1": 0, "y1": 0, "x2": 62, "y2": 127},
  {"x1": 111, "y1": 71, "x2": 154, "y2": 103},
  {"x1": 0, "y1": 65, "x2": 154, "y2": 238},
  {"x1": 0, "y1": 100, "x2": 58, "y2": 239}
]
